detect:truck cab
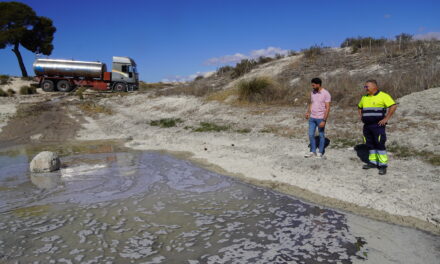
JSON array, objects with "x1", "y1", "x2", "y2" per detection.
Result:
[{"x1": 111, "y1": 56, "x2": 139, "y2": 91}]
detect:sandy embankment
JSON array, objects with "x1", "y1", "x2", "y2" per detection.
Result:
[
  {"x1": 0, "y1": 77, "x2": 38, "y2": 133},
  {"x1": 74, "y1": 88, "x2": 440, "y2": 235},
  {"x1": 0, "y1": 98, "x2": 17, "y2": 133}
]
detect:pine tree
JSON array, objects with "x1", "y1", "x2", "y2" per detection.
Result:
[{"x1": 0, "y1": 1, "x2": 56, "y2": 77}]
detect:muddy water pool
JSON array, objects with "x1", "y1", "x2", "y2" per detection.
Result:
[{"x1": 0, "y1": 142, "x2": 439, "y2": 263}]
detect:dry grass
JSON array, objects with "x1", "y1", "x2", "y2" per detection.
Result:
[
  {"x1": 236, "y1": 77, "x2": 291, "y2": 104},
  {"x1": 388, "y1": 141, "x2": 440, "y2": 166},
  {"x1": 206, "y1": 87, "x2": 239, "y2": 102},
  {"x1": 260, "y1": 124, "x2": 302, "y2": 138},
  {"x1": 139, "y1": 81, "x2": 175, "y2": 91},
  {"x1": 78, "y1": 101, "x2": 113, "y2": 116},
  {"x1": 155, "y1": 83, "x2": 213, "y2": 97},
  {"x1": 192, "y1": 122, "x2": 230, "y2": 132}
]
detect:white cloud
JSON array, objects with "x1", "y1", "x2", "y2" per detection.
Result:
[
  {"x1": 414, "y1": 32, "x2": 440, "y2": 40},
  {"x1": 384, "y1": 14, "x2": 391, "y2": 19},
  {"x1": 204, "y1": 46, "x2": 290, "y2": 66},
  {"x1": 250, "y1": 46, "x2": 289, "y2": 58},
  {"x1": 161, "y1": 71, "x2": 215, "y2": 83},
  {"x1": 204, "y1": 53, "x2": 247, "y2": 66}
]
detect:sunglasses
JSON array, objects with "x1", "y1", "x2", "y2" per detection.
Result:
[{"x1": 363, "y1": 86, "x2": 369, "y2": 89}]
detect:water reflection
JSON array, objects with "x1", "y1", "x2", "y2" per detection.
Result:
[{"x1": 30, "y1": 171, "x2": 61, "y2": 189}]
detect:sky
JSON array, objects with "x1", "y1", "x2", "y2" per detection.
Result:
[{"x1": 1, "y1": 0, "x2": 439, "y2": 82}]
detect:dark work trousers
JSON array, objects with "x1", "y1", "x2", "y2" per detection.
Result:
[{"x1": 363, "y1": 123, "x2": 388, "y2": 167}]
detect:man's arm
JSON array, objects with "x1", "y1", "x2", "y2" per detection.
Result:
[
  {"x1": 319, "y1": 102, "x2": 330, "y2": 127},
  {"x1": 323, "y1": 102, "x2": 330, "y2": 121},
  {"x1": 378, "y1": 104, "x2": 397, "y2": 126},
  {"x1": 305, "y1": 99, "x2": 311, "y2": 119},
  {"x1": 358, "y1": 108, "x2": 363, "y2": 121}
]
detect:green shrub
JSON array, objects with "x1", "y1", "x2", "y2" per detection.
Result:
[
  {"x1": 0, "y1": 75, "x2": 11, "y2": 85},
  {"x1": 288, "y1": 50, "x2": 298, "y2": 56},
  {"x1": 302, "y1": 45, "x2": 324, "y2": 59},
  {"x1": 231, "y1": 59, "x2": 257, "y2": 78},
  {"x1": 0, "y1": 88, "x2": 7, "y2": 97},
  {"x1": 274, "y1": 53, "x2": 284, "y2": 60},
  {"x1": 235, "y1": 128, "x2": 251, "y2": 133},
  {"x1": 340, "y1": 36, "x2": 387, "y2": 52},
  {"x1": 75, "y1": 86, "x2": 87, "y2": 100},
  {"x1": 150, "y1": 118, "x2": 183, "y2": 128},
  {"x1": 257, "y1": 56, "x2": 273, "y2": 64},
  {"x1": 395, "y1": 33, "x2": 412, "y2": 43},
  {"x1": 7, "y1": 89, "x2": 16, "y2": 96},
  {"x1": 237, "y1": 77, "x2": 283, "y2": 103},
  {"x1": 217, "y1": 65, "x2": 234, "y2": 76},
  {"x1": 193, "y1": 122, "x2": 230, "y2": 132},
  {"x1": 194, "y1": 75, "x2": 204, "y2": 81},
  {"x1": 19, "y1": 85, "x2": 37, "y2": 95}
]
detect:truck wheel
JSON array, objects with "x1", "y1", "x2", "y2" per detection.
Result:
[
  {"x1": 113, "y1": 83, "x2": 127, "y2": 92},
  {"x1": 57, "y1": 80, "x2": 72, "y2": 92},
  {"x1": 41, "y1": 80, "x2": 55, "y2": 92}
]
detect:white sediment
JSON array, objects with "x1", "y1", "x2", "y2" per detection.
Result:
[{"x1": 75, "y1": 88, "x2": 440, "y2": 234}]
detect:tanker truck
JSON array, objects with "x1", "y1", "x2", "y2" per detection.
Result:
[{"x1": 33, "y1": 56, "x2": 138, "y2": 92}]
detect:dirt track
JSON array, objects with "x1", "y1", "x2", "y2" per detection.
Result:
[{"x1": 0, "y1": 97, "x2": 83, "y2": 148}]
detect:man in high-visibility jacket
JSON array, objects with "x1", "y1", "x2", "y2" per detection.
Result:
[{"x1": 358, "y1": 80, "x2": 397, "y2": 175}]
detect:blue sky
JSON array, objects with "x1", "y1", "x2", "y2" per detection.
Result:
[{"x1": 1, "y1": 0, "x2": 439, "y2": 82}]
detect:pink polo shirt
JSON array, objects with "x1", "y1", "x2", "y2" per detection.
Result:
[{"x1": 310, "y1": 88, "x2": 331, "y2": 119}]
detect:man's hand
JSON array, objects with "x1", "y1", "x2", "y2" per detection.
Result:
[
  {"x1": 378, "y1": 118, "x2": 388, "y2": 126},
  {"x1": 305, "y1": 112, "x2": 310, "y2": 119},
  {"x1": 318, "y1": 121, "x2": 326, "y2": 128}
]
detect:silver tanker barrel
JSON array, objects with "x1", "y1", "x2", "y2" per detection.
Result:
[{"x1": 33, "y1": 59, "x2": 107, "y2": 79}]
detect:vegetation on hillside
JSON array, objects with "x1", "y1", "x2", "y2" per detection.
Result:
[{"x1": 140, "y1": 34, "x2": 440, "y2": 108}]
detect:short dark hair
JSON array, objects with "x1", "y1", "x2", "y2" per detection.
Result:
[
  {"x1": 311, "y1": 78, "x2": 322, "y2": 85},
  {"x1": 366, "y1": 79, "x2": 378, "y2": 86}
]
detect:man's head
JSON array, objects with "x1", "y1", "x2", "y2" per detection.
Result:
[
  {"x1": 311, "y1": 78, "x2": 322, "y2": 91},
  {"x1": 364, "y1": 79, "x2": 379, "y2": 95}
]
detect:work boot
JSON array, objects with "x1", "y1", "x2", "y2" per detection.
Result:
[
  {"x1": 362, "y1": 163, "x2": 377, "y2": 169},
  {"x1": 378, "y1": 166, "x2": 387, "y2": 175}
]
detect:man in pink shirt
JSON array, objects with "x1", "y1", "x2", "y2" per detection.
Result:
[{"x1": 305, "y1": 78, "x2": 331, "y2": 158}]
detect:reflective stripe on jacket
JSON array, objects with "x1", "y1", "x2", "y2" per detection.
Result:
[{"x1": 358, "y1": 91, "x2": 395, "y2": 124}]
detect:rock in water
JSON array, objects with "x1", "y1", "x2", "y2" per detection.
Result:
[{"x1": 30, "y1": 151, "x2": 61, "y2": 173}]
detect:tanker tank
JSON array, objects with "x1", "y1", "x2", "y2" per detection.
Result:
[{"x1": 33, "y1": 59, "x2": 107, "y2": 79}]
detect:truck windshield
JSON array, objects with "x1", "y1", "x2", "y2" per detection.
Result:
[{"x1": 126, "y1": 65, "x2": 137, "y2": 73}]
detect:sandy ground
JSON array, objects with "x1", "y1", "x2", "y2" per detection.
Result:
[
  {"x1": 0, "y1": 77, "x2": 84, "y2": 146},
  {"x1": 0, "y1": 97, "x2": 17, "y2": 133},
  {"x1": 1, "y1": 77, "x2": 40, "y2": 134},
  {"x1": 70, "y1": 88, "x2": 440, "y2": 235}
]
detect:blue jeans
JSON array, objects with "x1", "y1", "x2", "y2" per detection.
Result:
[{"x1": 308, "y1": 118, "x2": 325, "y2": 154}]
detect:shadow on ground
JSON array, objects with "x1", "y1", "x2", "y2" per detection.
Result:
[
  {"x1": 354, "y1": 144, "x2": 369, "y2": 163},
  {"x1": 308, "y1": 136, "x2": 331, "y2": 154}
]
